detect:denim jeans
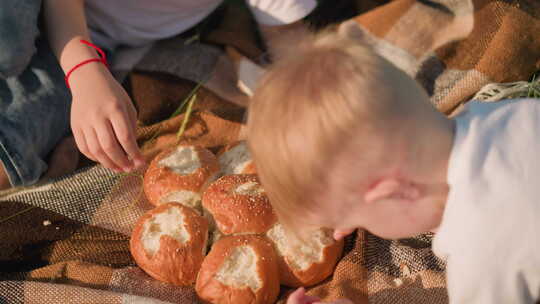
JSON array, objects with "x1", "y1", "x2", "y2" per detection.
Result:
[{"x1": 0, "y1": 0, "x2": 72, "y2": 186}]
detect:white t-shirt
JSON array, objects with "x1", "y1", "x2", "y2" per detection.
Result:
[
  {"x1": 84, "y1": 0, "x2": 317, "y2": 50},
  {"x1": 433, "y1": 99, "x2": 540, "y2": 303}
]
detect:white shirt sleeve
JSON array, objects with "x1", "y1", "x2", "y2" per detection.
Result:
[
  {"x1": 246, "y1": 0, "x2": 317, "y2": 26},
  {"x1": 443, "y1": 221, "x2": 540, "y2": 304},
  {"x1": 445, "y1": 252, "x2": 539, "y2": 304},
  {"x1": 433, "y1": 99, "x2": 540, "y2": 304}
]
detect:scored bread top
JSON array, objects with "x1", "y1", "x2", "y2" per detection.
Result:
[
  {"x1": 159, "y1": 146, "x2": 202, "y2": 174},
  {"x1": 144, "y1": 145, "x2": 219, "y2": 207},
  {"x1": 130, "y1": 203, "x2": 209, "y2": 286},
  {"x1": 266, "y1": 223, "x2": 344, "y2": 287},
  {"x1": 159, "y1": 191, "x2": 202, "y2": 211},
  {"x1": 215, "y1": 245, "x2": 262, "y2": 291},
  {"x1": 202, "y1": 174, "x2": 277, "y2": 235},
  {"x1": 141, "y1": 205, "x2": 192, "y2": 256},
  {"x1": 234, "y1": 181, "x2": 264, "y2": 195},
  {"x1": 195, "y1": 235, "x2": 280, "y2": 304},
  {"x1": 218, "y1": 141, "x2": 257, "y2": 176},
  {"x1": 267, "y1": 223, "x2": 333, "y2": 270}
]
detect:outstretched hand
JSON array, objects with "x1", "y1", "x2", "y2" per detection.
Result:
[
  {"x1": 287, "y1": 288, "x2": 320, "y2": 304},
  {"x1": 69, "y1": 63, "x2": 145, "y2": 172},
  {"x1": 287, "y1": 287, "x2": 354, "y2": 304},
  {"x1": 333, "y1": 228, "x2": 356, "y2": 241}
]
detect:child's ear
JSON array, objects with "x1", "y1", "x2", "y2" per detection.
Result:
[{"x1": 364, "y1": 178, "x2": 420, "y2": 204}]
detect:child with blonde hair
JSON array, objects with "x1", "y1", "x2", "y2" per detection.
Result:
[{"x1": 248, "y1": 29, "x2": 540, "y2": 304}]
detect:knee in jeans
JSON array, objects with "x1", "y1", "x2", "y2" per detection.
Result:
[
  {"x1": 0, "y1": 2, "x2": 40, "y2": 78},
  {"x1": 0, "y1": 28, "x2": 38, "y2": 78}
]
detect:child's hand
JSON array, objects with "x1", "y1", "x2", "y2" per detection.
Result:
[
  {"x1": 287, "y1": 287, "x2": 320, "y2": 304},
  {"x1": 69, "y1": 63, "x2": 145, "y2": 172},
  {"x1": 333, "y1": 228, "x2": 356, "y2": 241},
  {"x1": 314, "y1": 300, "x2": 354, "y2": 304},
  {"x1": 287, "y1": 288, "x2": 354, "y2": 304}
]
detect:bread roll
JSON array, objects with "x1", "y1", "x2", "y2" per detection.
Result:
[
  {"x1": 266, "y1": 223, "x2": 344, "y2": 287},
  {"x1": 202, "y1": 174, "x2": 277, "y2": 235},
  {"x1": 203, "y1": 207, "x2": 222, "y2": 252},
  {"x1": 218, "y1": 141, "x2": 256, "y2": 175},
  {"x1": 196, "y1": 235, "x2": 280, "y2": 304},
  {"x1": 130, "y1": 203, "x2": 209, "y2": 285},
  {"x1": 144, "y1": 145, "x2": 219, "y2": 210}
]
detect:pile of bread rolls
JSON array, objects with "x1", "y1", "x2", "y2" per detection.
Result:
[{"x1": 130, "y1": 142, "x2": 344, "y2": 304}]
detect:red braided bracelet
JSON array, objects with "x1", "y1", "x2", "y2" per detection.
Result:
[{"x1": 64, "y1": 40, "x2": 109, "y2": 89}]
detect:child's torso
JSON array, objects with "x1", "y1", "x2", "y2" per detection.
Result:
[
  {"x1": 433, "y1": 99, "x2": 540, "y2": 303},
  {"x1": 85, "y1": 0, "x2": 222, "y2": 49}
]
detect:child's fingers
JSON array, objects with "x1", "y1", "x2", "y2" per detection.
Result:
[
  {"x1": 110, "y1": 109, "x2": 145, "y2": 168},
  {"x1": 126, "y1": 103, "x2": 146, "y2": 167},
  {"x1": 287, "y1": 287, "x2": 320, "y2": 304},
  {"x1": 95, "y1": 120, "x2": 132, "y2": 171},
  {"x1": 333, "y1": 228, "x2": 355, "y2": 241},
  {"x1": 313, "y1": 300, "x2": 354, "y2": 304},
  {"x1": 287, "y1": 287, "x2": 306, "y2": 304},
  {"x1": 126, "y1": 100, "x2": 138, "y2": 130},
  {"x1": 85, "y1": 128, "x2": 122, "y2": 173},
  {"x1": 73, "y1": 128, "x2": 95, "y2": 162},
  {"x1": 304, "y1": 295, "x2": 322, "y2": 303}
]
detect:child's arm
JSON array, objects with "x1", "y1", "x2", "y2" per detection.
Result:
[{"x1": 44, "y1": 0, "x2": 145, "y2": 172}]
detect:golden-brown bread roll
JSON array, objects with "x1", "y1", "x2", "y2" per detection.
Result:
[
  {"x1": 266, "y1": 223, "x2": 344, "y2": 287},
  {"x1": 202, "y1": 174, "x2": 277, "y2": 235},
  {"x1": 196, "y1": 235, "x2": 280, "y2": 304},
  {"x1": 130, "y1": 203, "x2": 209, "y2": 285},
  {"x1": 203, "y1": 207, "x2": 223, "y2": 252},
  {"x1": 144, "y1": 145, "x2": 219, "y2": 210},
  {"x1": 218, "y1": 141, "x2": 256, "y2": 175}
]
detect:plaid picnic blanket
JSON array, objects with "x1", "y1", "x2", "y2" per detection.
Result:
[{"x1": 1, "y1": 0, "x2": 539, "y2": 303}]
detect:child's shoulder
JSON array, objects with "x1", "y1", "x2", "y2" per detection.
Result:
[
  {"x1": 452, "y1": 98, "x2": 540, "y2": 134},
  {"x1": 460, "y1": 98, "x2": 540, "y2": 118}
]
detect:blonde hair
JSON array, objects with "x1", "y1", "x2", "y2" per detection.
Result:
[{"x1": 247, "y1": 30, "x2": 427, "y2": 233}]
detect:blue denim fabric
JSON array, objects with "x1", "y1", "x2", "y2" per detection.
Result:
[
  {"x1": 0, "y1": 0, "x2": 41, "y2": 79},
  {"x1": 0, "y1": 1, "x2": 72, "y2": 186}
]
